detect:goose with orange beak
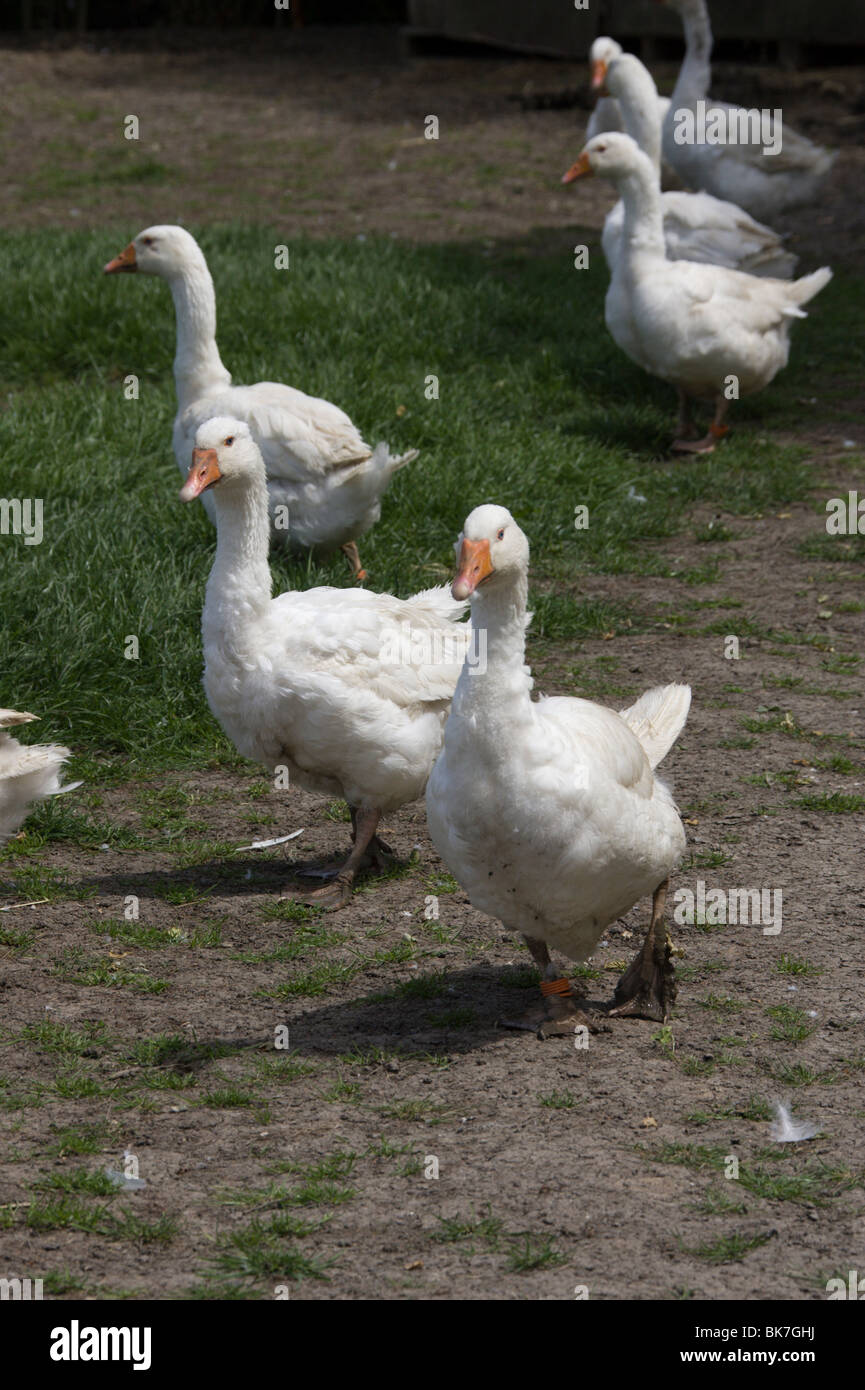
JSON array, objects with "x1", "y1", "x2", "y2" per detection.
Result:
[
  {"x1": 180, "y1": 416, "x2": 470, "y2": 912},
  {"x1": 585, "y1": 35, "x2": 672, "y2": 164},
  {"x1": 426, "y1": 504, "x2": 692, "y2": 1038},
  {"x1": 559, "y1": 132, "x2": 831, "y2": 455},
  {"x1": 572, "y1": 52, "x2": 797, "y2": 279},
  {"x1": 103, "y1": 223, "x2": 417, "y2": 579}
]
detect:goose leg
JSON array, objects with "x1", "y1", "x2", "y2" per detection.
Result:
[
  {"x1": 673, "y1": 389, "x2": 700, "y2": 443},
  {"x1": 608, "y1": 878, "x2": 676, "y2": 1022},
  {"x1": 295, "y1": 804, "x2": 393, "y2": 882},
  {"x1": 672, "y1": 395, "x2": 730, "y2": 456},
  {"x1": 340, "y1": 541, "x2": 367, "y2": 583},
  {"x1": 499, "y1": 935, "x2": 608, "y2": 1039},
  {"x1": 288, "y1": 807, "x2": 383, "y2": 911}
]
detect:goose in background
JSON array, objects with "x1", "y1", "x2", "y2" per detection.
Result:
[
  {"x1": 586, "y1": 36, "x2": 678, "y2": 189},
  {"x1": 0, "y1": 710, "x2": 78, "y2": 843},
  {"x1": 564, "y1": 134, "x2": 832, "y2": 452},
  {"x1": 426, "y1": 505, "x2": 689, "y2": 1036},
  {"x1": 105, "y1": 226, "x2": 417, "y2": 579},
  {"x1": 180, "y1": 417, "x2": 469, "y2": 910},
  {"x1": 585, "y1": 51, "x2": 796, "y2": 278},
  {"x1": 658, "y1": 0, "x2": 836, "y2": 221}
]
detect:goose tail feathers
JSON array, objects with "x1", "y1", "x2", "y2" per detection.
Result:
[{"x1": 619, "y1": 683, "x2": 691, "y2": 768}]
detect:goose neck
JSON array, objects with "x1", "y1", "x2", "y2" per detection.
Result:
[
  {"x1": 456, "y1": 573, "x2": 532, "y2": 712},
  {"x1": 615, "y1": 162, "x2": 666, "y2": 263},
  {"x1": 168, "y1": 262, "x2": 232, "y2": 409},
  {"x1": 672, "y1": 0, "x2": 713, "y2": 108},
  {"x1": 203, "y1": 479, "x2": 274, "y2": 650},
  {"x1": 615, "y1": 74, "x2": 662, "y2": 175}
]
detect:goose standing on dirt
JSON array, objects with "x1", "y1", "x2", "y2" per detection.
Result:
[
  {"x1": 563, "y1": 134, "x2": 832, "y2": 453},
  {"x1": 0, "y1": 711, "x2": 77, "y2": 842},
  {"x1": 658, "y1": 0, "x2": 836, "y2": 220},
  {"x1": 180, "y1": 418, "x2": 470, "y2": 910},
  {"x1": 426, "y1": 506, "x2": 689, "y2": 1037},
  {"x1": 104, "y1": 226, "x2": 416, "y2": 578},
  {"x1": 585, "y1": 51, "x2": 796, "y2": 277}
]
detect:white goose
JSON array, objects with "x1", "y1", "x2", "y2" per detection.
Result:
[
  {"x1": 426, "y1": 505, "x2": 690, "y2": 1036},
  {"x1": 564, "y1": 134, "x2": 832, "y2": 453},
  {"x1": 0, "y1": 711, "x2": 77, "y2": 842},
  {"x1": 587, "y1": 36, "x2": 671, "y2": 142},
  {"x1": 659, "y1": 0, "x2": 836, "y2": 221},
  {"x1": 586, "y1": 36, "x2": 678, "y2": 190},
  {"x1": 180, "y1": 417, "x2": 469, "y2": 910},
  {"x1": 582, "y1": 51, "x2": 796, "y2": 278},
  {"x1": 105, "y1": 226, "x2": 417, "y2": 578}
]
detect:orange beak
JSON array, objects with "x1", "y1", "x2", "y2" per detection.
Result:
[
  {"x1": 452, "y1": 537, "x2": 494, "y2": 600},
  {"x1": 103, "y1": 242, "x2": 137, "y2": 274},
  {"x1": 180, "y1": 448, "x2": 222, "y2": 501},
  {"x1": 561, "y1": 151, "x2": 594, "y2": 185},
  {"x1": 590, "y1": 59, "x2": 607, "y2": 92}
]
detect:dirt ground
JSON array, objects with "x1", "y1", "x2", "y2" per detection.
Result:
[
  {"x1": 1, "y1": 26, "x2": 865, "y2": 268},
  {"x1": 1, "y1": 27, "x2": 864, "y2": 1301},
  {"x1": 2, "y1": 471, "x2": 863, "y2": 1300}
]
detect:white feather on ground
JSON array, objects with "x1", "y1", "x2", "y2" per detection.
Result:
[{"x1": 770, "y1": 1099, "x2": 819, "y2": 1143}]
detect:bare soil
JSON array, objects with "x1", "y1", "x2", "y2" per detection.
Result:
[
  {"x1": 2, "y1": 459, "x2": 863, "y2": 1300},
  {"x1": 1, "y1": 27, "x2": 864, "y2": 268}
]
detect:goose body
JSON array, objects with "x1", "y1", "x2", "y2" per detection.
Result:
[
  {"x1": 426, "y1": 507, "x2": 688, "y2": 1029},
  {"x1": 0, "y1": 710, "x2": 75, "y2": 841},
  {"x1": 660, "y1": 0, "x2": 836, "y2": 221},
  {"x1": 567, "y1": 133, "x2": 832, "y2": 450},
  {"x1": 105, "y1": 226, "x2": 416, "y2": 575},
  {"x1": 596, "y1": 53, "x2": 796, "y2": 278},
  {"x1": 182, "y1": 418, "x2": 469, "y2": 907}
]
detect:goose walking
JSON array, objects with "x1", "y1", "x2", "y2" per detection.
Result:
[
  {"x1": 583, "y1": 50, "x2": 796, "y2": 277},
  {"x1": 426, "y1": 506, "x2": 690, "y2": 1036},
  {"x1": 0, "y1": 711, "x2": 77, "y2": 842},
  {"x1": 563, "y1": 133, "x2": 832, "y2": 453},
  {"x1": 180, "y1": 418, "x2": 469, "y2": 910},
  {"x1": 105, "y1": 226, "x2": 416, "y2": 578},
  {"x1": 658, "y1": 0, "x2": 836, "y2": 220}
]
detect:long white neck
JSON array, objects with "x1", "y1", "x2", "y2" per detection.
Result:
[
  {"x1": 671, "y1": 0, "x2": 713, "y2": 108},
  {"x1": 167, "y1": 259, "x2": 232, "y2": 410},
  {"x1": 453, "y1": 571, "x2": 533, "y2": 726},
  {"x1": 203, "y1": 476, "x2": 274, "y2": 658},
  {"x1": 612, "y1": 66, "x2": 663, "y2": 176},
  {"x1": 612, "y1": 157, "x2": 667, "y2": 265}
]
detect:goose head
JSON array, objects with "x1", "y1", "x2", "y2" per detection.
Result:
[
  {"x1": 104, "y1": 224, "x2": 204, "y2": 279},
  {"x1": 561, "y1": 131, "x2": 647, "y2": 186},
  {"x1": 452, "y1": 505, "x2": 529, "y2": 601},
  {"x1": 589, "y1": 35, "x2": 623, "y2": 92},
  {"x1": 180, "y1": 418, "x2": 261, "y2": 502}
]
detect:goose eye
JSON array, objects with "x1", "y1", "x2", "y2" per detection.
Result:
[
  {"x1": 224, "y1": 436, "x2": 234, "y2": 446},
  {"x1": 496, "y1": 528, "x2": 505, "y2": 541},
  {"x1": 141, "y1": 236, "x2": 154, "y2": 246}
]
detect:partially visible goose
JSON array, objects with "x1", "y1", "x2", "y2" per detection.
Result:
[
  {"x1": 564, "y1": 134, "x2": 832, "y2": 453},
  {"x1": 584, "y1": 51, "x2": 796, "y2": 278},
  {"x1": 180, "y1": 417, "x2": 469, "y2": 910},
  {"x1": 0, "y1": 710, "x2": 77, "y2": 842},
  {"x1": 587, "y1": 37, "x2": 670, "y2": 141},
  {"x1": 105, "y1": 226, "x2": 417, "y2": 578},
  {"x1": 658, "y1": 0, "x2": 836, "y2": 221},
  {"x1": 586, "y1": 36, "x2": 678, "y2": 190},
  {"x1": 426, "y1": 505, "x2": 690, "y2": 1036}
]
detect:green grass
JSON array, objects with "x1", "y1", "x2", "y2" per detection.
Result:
[{"x1": 0, "y1": 225, "x2": 842, "y2": 778}]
